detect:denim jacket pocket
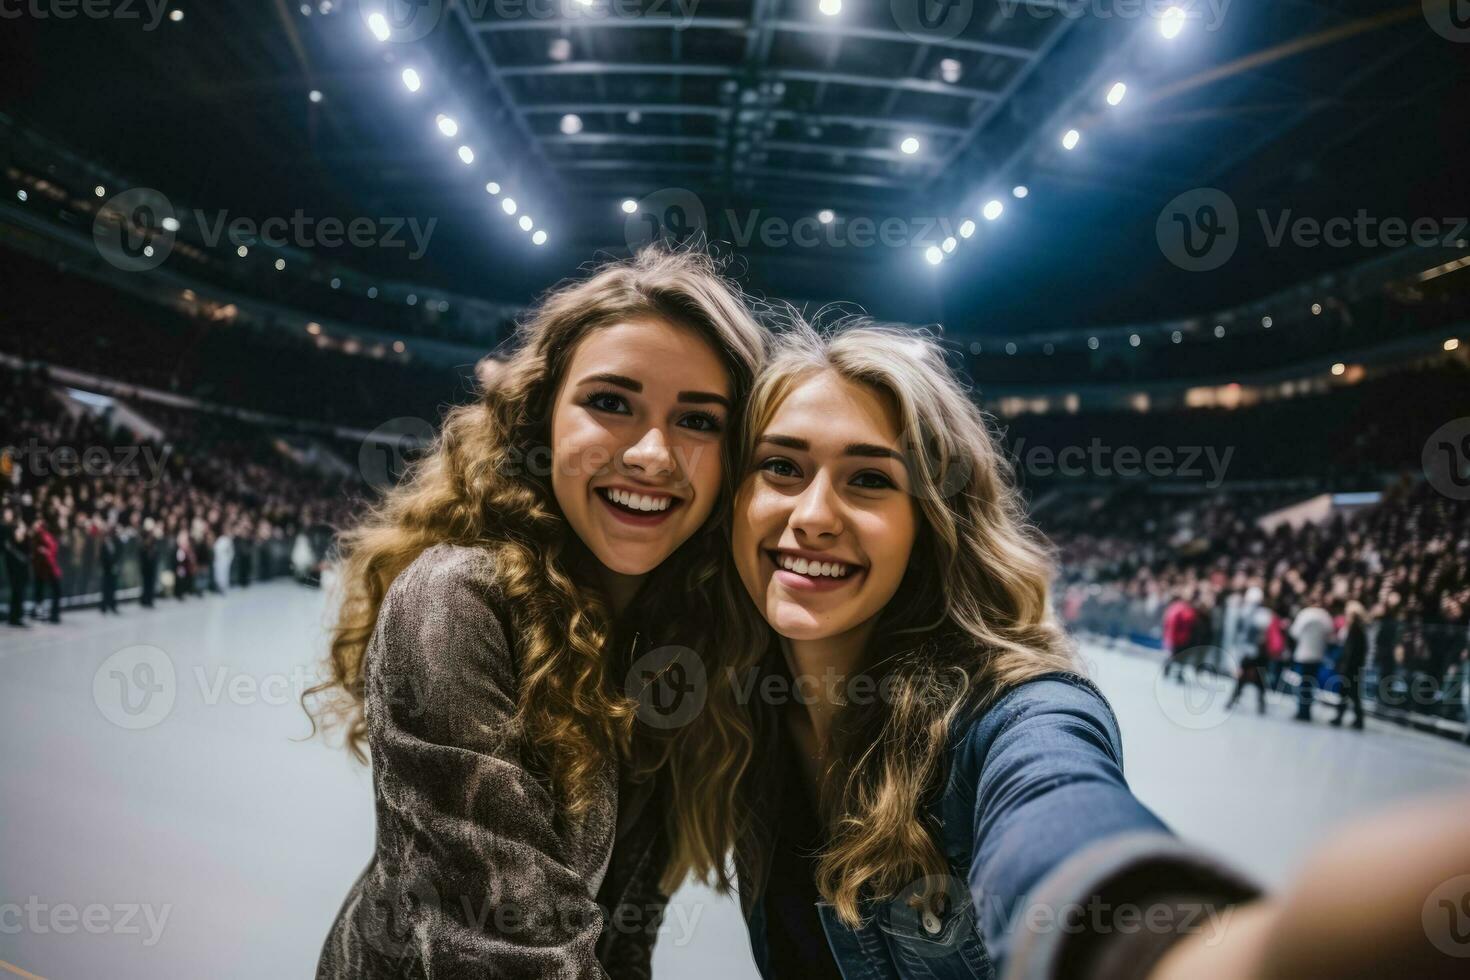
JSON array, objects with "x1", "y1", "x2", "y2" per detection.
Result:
[{"x1": 873, "y1": 876, "x2": 995, "y2": 980}]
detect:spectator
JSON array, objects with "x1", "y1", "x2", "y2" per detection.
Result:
[
  {"x1": 98, "y1": 520, "x2": 122, "y2": 614},
  {"x1": 174, "y1": 529, "x2": 197, "y2": 601},
  {"x1": 1160, "y1": 588, "x2": 1200, "y2": 683},
  {"x1": 139, "y1": 519, "x2": 160, "y2": 608},
  {"x1": 3, "y1": 508, "x2": 30, "y2": 628},
  {"x1": 1227, "y1": 586, "x2": 1270, "y2": 714},
  {"x1": 213, "y1": 528, "x2": 234, "y2": 595},
  {"x1": 1331, "y1": 601, "x2": 1370, "y2": 729},
  {"x1": 1289, "y1": 595, "x2": 1335, "y2": 722},
  {"x1": 29, "y1": 515, "x2": 61, "y2": 624}
]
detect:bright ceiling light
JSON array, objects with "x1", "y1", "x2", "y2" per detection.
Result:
[
  {"x1": 1106, "y1": 82, "x2": 1127, "y2": 106},
  {"x1": 925, "y1": 246, "x2": 943, "y2": 265},
  {"x1": 983, "y1": 199, "x2": 1003, "y2": 221},
  {"x1": 519, "y1": 215, "x2": 533, "y2": 231},
  {"x1": 367, "y1": 12, "x2": 390, "y2": 41},
  {"x1": 1061, "y1": 129, "x2": 1080, "y2": 150},
  {"x1": 502, "y1": 198, "x2": 517, "y2": 215},
  {"x1": 402, "y1": 68, "x2": 422, "y2": 93},
  {"x1": 1013, "y1": 185, "x2": 1029, "y2": 198},
  {"x1": 818, "y1": 209, "x2": 835, "y2": 224},
  {"x1": 621, "y1": 198, "x2": 638, "y2": 214},
  {"x1": 959, "y1": 219, "x2": 976, "y2": 238},
  {"x1": 942, "y1": 236, "x2": 957, "y2": 253},
  {"x1": 532, "y1": 230, "x2": 548, "y2": 245},
  {"x1": 458, "y1": 145, "x2": 475, "y2": 164},
  {"x1": 1160, "y1": 6, "x2": 1185, "y2": 39},
  {"x1": 900, "y1": 136, "x2": 921, "y2": 155},
  {"x1": 436, "y1": 114, "x2": 458, "y2": 137},
  {"x1": 486, "y1": 181, "x2": 501, "y2": 195},
  {"x1": 560, "y1": 113, "x2": 583, "y2": 135},
  {"x1": 819, "y1": 0, "x2": 842, "y2": 15}
]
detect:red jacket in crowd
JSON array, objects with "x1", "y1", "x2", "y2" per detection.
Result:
[
  {"x1": 30, "y1": 523, "x2": 61, "y2": 581},
  {"x1": 1162, "y1": 599, "x2": 1198, "y2": 653}
]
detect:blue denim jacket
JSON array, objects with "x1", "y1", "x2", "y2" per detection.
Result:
[{"x1": 740, "y1": 672, "x2": 1258, "y2": 980}]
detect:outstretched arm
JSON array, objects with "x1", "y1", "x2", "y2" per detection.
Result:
[{"x1": 1150, "y1": 792, "x2": 1470, "y2": 980}]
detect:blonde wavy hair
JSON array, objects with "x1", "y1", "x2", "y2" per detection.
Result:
[
  {"x1": 306, "y1": 247, "x2": 766, "y2": 863},
  {"x1": 727, "y1": 319, "x2": 1078, "y2": 927}
]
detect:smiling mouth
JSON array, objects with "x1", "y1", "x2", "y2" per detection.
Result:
[
  {"x1": 766, "y1": 549, "x2": 865, "y2": 590},
  {"x1": 596, "y1": 486, "x2": 683, "y2": 524}
]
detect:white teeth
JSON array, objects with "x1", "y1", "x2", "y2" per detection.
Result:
[
  {"x1": 776, "y1": 553, "x2": 850, "y2": 578},
  {"x1": 606, "y1": 488, "x2": 672, "y2": 512}
]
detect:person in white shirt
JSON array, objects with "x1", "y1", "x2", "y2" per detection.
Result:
[{"x1": 1289, "y1": 595, "x2": 1336, "y2": 722}]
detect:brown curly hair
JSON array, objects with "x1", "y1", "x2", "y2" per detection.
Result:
[{"x1": 305, "y1": 246, "x2": 767, "y2": 854}]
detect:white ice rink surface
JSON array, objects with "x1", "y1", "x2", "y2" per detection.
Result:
[{"x1": 2, "y1": 581, "x2": 1468, "y2": 979}]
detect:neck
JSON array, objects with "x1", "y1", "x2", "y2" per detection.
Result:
[
  {"x1": 780, "y1": 617, "x2": 879, "y2": 751},
  {"x1": 596, "y1": 565, "x2": 645, "y2": 617}
]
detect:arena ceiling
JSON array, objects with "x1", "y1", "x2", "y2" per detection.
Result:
[{"x1": 2, "y1": 0, "x2": 1467, "y2": 334}]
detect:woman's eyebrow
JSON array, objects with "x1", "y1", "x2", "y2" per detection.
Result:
[
  {"x1": 679, "y1": 391, "x2": 730, "y2": 409},
  {"x1": 758, "y1": 434, "x2": 902, "y2": 461},
  {"x1": 577, "y1": 373, "x2": 729, "y2": 409},
  {"x1": 577, "y1": 372, "x2": 640, "y2": 391}
]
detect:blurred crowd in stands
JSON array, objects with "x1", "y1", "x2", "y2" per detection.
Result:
[
  {"x1": 1052, "y1": 479, "x2": 1470, "y2": 737},
  {"x1": 2, "y1": 251, "x2": 469, "y2": 429},
  {"x1": 2, "y1": 363, "x2": 363, "y2": 625}
]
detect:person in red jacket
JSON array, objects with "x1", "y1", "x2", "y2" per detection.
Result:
[
  {"x1": 29, "y1": 516, "x2": 61, "y2": 624},
  {"x1": 1161, "y1": 588, "x2": 1201, "y2": 683}
]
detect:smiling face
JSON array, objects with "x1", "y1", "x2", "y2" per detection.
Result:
[
  {"x1": 549, "y1": 318, "x2": 732, "y2": 578},
  {"x1": 732, "y1": 369, "x2": 919, "y2": 644}
]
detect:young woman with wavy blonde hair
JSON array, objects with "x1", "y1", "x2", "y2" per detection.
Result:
[
  {"x1": 309, "y1": 246, "x2": 765, "y2": 979},
  {"x1": 715, "y1": 319, "x2": 1470, "y2": 980}
]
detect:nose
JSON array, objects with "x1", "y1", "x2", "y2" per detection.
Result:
[
  {"x1": 790, "y1": 470, "x2": 843, "y2": 540},
  {"x1": 621, "y1": 425, "x2": 676, "y2": 479}
]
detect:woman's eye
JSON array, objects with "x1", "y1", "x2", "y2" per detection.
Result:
[
  {"x1": 680, "y1": 412, "x2": 724, "y2": 433},
  {"x1": 584, "y1": 390, "x2": 630, "y2": 414},
  {"x1": 758, "y1": 457, "x2": 800, "y2": 479},
  {"x1": 851, "y1": 470, "x2": 896, "y2": 490}
]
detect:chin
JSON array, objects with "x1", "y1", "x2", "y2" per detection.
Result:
[{"x1": 767, "y1": 599, "x2": 837, "y2": 641}]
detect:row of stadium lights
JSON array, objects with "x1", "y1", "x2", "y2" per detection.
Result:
[
  {"x1": 365, "y1": 12, "x2": 550, "y2": 247},
  {"x1": 920, "y1": 5, "x2": 1187, "y2": 268}
]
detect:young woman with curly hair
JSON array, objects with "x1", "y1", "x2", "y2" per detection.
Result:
[{"x1": 310, "y1": 246, "x2": 765, "y2": 979}]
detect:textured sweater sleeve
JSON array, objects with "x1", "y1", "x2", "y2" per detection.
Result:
[{"x1": 319, "y1": 545, "x2": 613, "y2": 980}]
